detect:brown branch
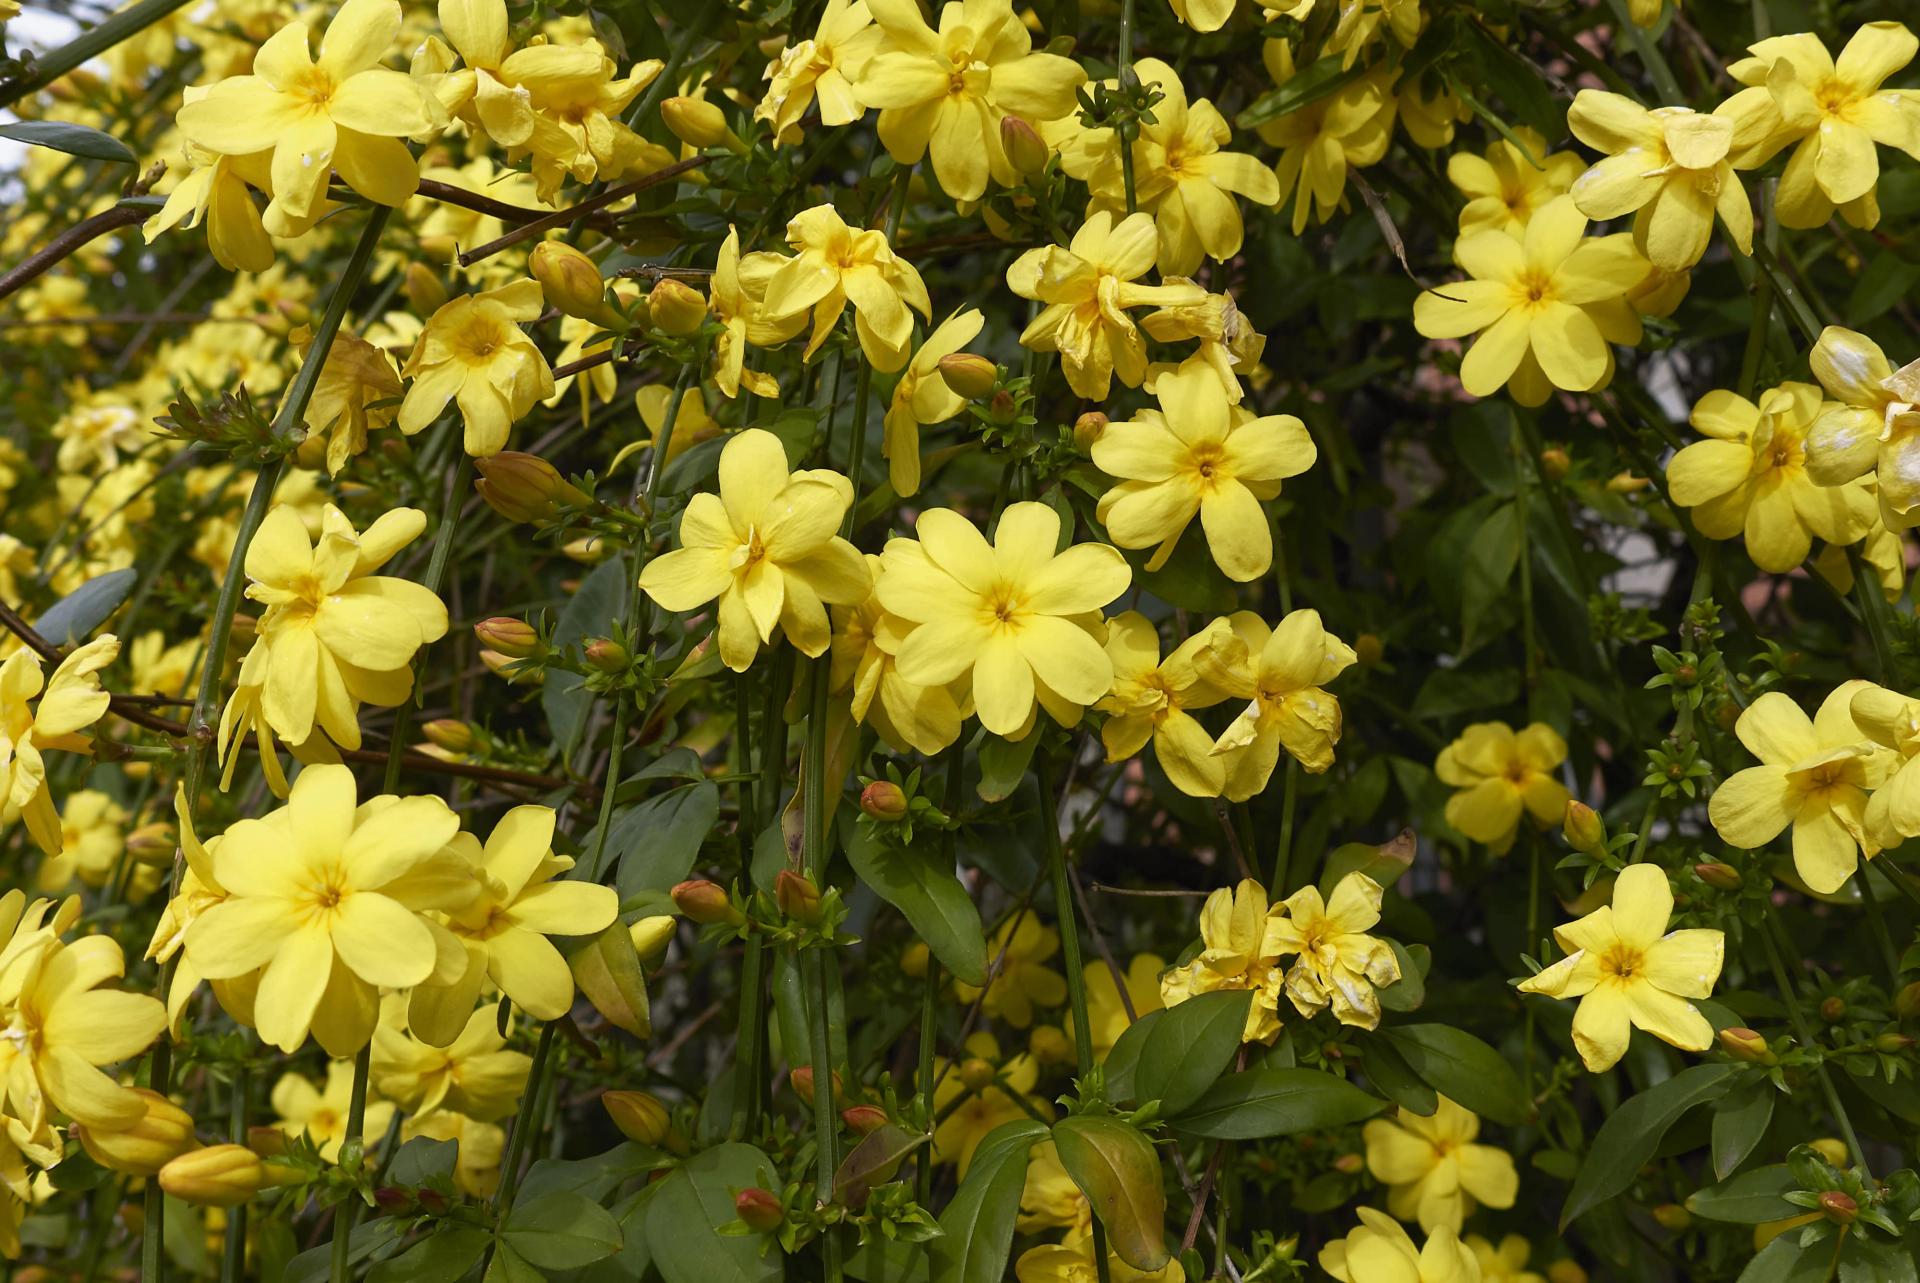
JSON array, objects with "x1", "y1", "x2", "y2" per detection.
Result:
[
  {"x1": 456, "y1": 155, "x2": 711, "y2": 268},
  {"x1": 552, "y1": 348, "x2": 617, "y2": 380},
  {"x1": 0, "y1": 202, "x2": 149, "y2": 302},
  {"x1": 413, "y1": 178, "x2": 561, "y2": 228}
]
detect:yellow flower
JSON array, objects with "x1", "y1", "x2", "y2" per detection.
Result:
[
  {"x1": 1079, "y1": 954, "x2": 1164, "y2": 1061},
  {"x1": 1, "y1": 635, "x2": 119, "y2": 857},
  {"x1": 639, "y1": 428, "x2": 870, "y2": 673},
  {"x1": 176, "y1": 0, "x2": 440, "y2": 227},
  {"x1": 37, "y1": 790, "x2": 128, "y2": 892},
  {"x1": 1517, "y1": 863, "x2": 1725, "y2": 1072},
  {"x1": 1802, "y1": 325, "x2": 1920, "y2": 530},
  {"x1": 1096, "y1": 612, "x2": 1235, "y2": 798},
  {"x1": 855, "y1": 0, "x2": 1085, "y2": 201},
  {"x1": 128, "y1": 630, "x2": 199, "y2": 697},
  {"x1": 1363, "y1": 1095, "x2": 1518, "y2": 1232},
  {"x1": 1447, "y1": 128, "x2": 1583, "y2": 238},
  {"x1": 1566, "y1": 91, "x2": 1756, "y2": 271},
  {"x1": 182, "y1": 763, "x2": 476, "y2": 1055},
  {"x1": 1160, "y1": 879, "x2": 1285, "y2": 1044},
  {"x1": 1199, "y1": 609, "x2": 1355, "y2": 801},
  {"x1": 1258, "y1": 45, "x2": 1394, "y2": 234},
  {"x1": 709, "y1": 226, "x2": 806, "y2": 400},
  {"x1": 1138, "y1": 287, "x2": 1267, "y2": 401},
  {"x1": 883, "y1": 308, "x2": 984, "y2": 497},
  {"x1": 1018, "y1": 1140, "x2": 1092, "y2": 1242},
  {"x1": 927, "y1": 1031, "x2": 1052, "y2": 1171},
  {"x1": 1848, "y1": 682, "x2": 1920, "y2": 849},
  {"x1": 954, "y1": 914, "x2": 1067, "y2": 1028},
  {"x1": 1167, "y1": 0, "x2": 1235, "y2": 34},
  {"x1": 146, "y1": 787, "x2": 246, "y2": 1032},
  {"x1": 1709, "y1": 682, "x2": 1893, "y2": 894},
  {"x1": 373, "y1": 998, "x2": 531, "y2": 1121},
  {"x1": 300, "y1": 327, "x2": 405, "y2": 475},
  {"x1": 634, "y1": 383, "x2": 722, "y2": 467},
  {"x1": 400, "y1": 279, "x2": 557, "y2": 457},
  {"x1": 1398, "y1": 78, "x2": 1471, "y2": 150},
  {"x1": 406, "y1": 805, "x2": 619, "y2": 1045},
  {"x1": 1093, "y1": 353, "x2": 1315, "y2": 581},
  {"x1": 1007, "y1": 210, "x2": 1206, "y2": 401},
  {"x1": 1667, "y1": 382, "x2": 1877, "y2": 572},
  {"x1": 52, "y1": 390, "x2": 147, "y2": 475},
  {"x1": 876, "y1": 501, "x2": 1131, "y2": 739},
  {"x1": 1412, "y1": 198, "x2": 1649, "y2": 406},
  {"x1": 1015, "y1": 1241, "x2": 1180, "y2": 1283},
  {"x1": 271, "y1": 1060, "x2": 395, "y2": 1162},
  {"x1": 0, "y1": 913, "x2": 166, "y2": 1154},
  {"x1": 1435, "y1": 721, "x2": 1572, "y2": 855},
  {"x1": 756, "y1": 0, "x2": 883, "y2": 143},
  {"x1": 830, "y1": 555, "x2": 965, "y2": 757},
  {"x1": 1263, "y1": 872, "x2": 1400, "y2": 1030},
  {"x1": 1724, "y1": 23, "x2": 1920, "y2": 230},
  {"x1": 1319, "y1": 1208, "x2": 1481, "y2": 1283},
  {"x1": 1465, "y1": 1235, "x2": 1544, "y2": 1283},
  {"x1": 142, "y1": 144, "x2": 277, "y2": 273},
  {"x1": 761, "y1": 204, "x2": 932, "y2": 372}
]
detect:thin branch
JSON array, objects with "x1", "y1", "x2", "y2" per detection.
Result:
[
  {"x1": 456, "y1": 156, "x2": 711, "y2": 267},
  {"x1": 0, "y1": 202, "x2": 150, "y2": 302},
  {"x1": 413, "y1": 178, "x2": 561, "y2": 228}
]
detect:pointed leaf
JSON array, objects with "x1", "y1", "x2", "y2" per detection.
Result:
[{"x1": 1051, "y1": 1115, "x2": 1169, "y2": 1272}]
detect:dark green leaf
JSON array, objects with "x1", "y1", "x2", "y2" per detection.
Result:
[
  {"x1": 1319, "y1": 831, "x2": 1417, "y2": 895},
  {"x1": 543, "y1": 559, "x2": 628, "y2": 752},
  {"x1": 1051, "y1": 1115, "x2": 1169, "y2": 1272},
  {"x1": 1132, "y1": 990, "x2": 1252, "y2": 1115},
  {"x1": 930, "y1": 1119, "x2": 1048, "y2": 1283},
  {"x1": 1561, "y1": 1063, "x2": 1736, "y2": 1229},
  {"x1": 1357, "y1": 1033, "x2": 1438, "y2": 1116},
  {"x1": 977, "y1": 733, "x2": 1039, "y2": 804},
  {"x1": 35, "y1": 568, "x2": 136, "y2": 644},
  {"x1": 566, "y1": 921, "x2": 652, "y2": 1037},
  {"x1": 609, "y1": 782, "x2": 720, "y2": 895},
  {"x1": 1460, "y1": 503, "x2": 1522, "y2": 653},
  {"x1": 1236, "y1": 57, "x2": 1367, "y2": 129},
  {"x1": 1737, "y1": 1232, "x2": 1829, "y2": 1283},
  {"x1": 368, "y1": 1229, "x2": 490, "y2": 1283},
  {"x1": 1377, "y1": 1024, "x2": 1526, "y2": 1127},
  {"x1": 384, "y1": 1137, "x2": 457, "y2": 1188},
  {"x1": 0, "y1": 120, "x2": 136, "y2": 164},
  {"x1": 1687, "y1": 1165, "x2": 1799, "y2": 1224},
  {"x1": 647, "y1": 1143, "x2": 785, "y2": 1283},
  {"x1": 833, "y1": 1123, "x2": 930, "y2": 1208},
  {"x1": 1710, "y1": 1078, "x2": 1774, "y2": 1181},
  {"x1": 503, "y1": 1190, "x2": 622, "y2": 1269},
  {"x1": 1167, "y1": 1068, "x2": 1384, "y2": 1139},
  {"x1": 845, "y1": 826, "x2": 988, "y2": 986},
  {"x1": 1102, "y1": 1008, "x2": 1164, "y2": 1107}
]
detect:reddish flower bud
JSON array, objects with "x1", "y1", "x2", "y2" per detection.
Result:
[
  {"x1": 583, "y1": 638, "x2": 630, "y2": 673},
  {"x1": 1694, "y1": 862, "x2": 1742, "y2": 890},
  {"x1": 648, "y1": 278, "x2": 709, "y2": 336},
  {"x1": 860, "y1": 780, "x2": 908, "y2": 821},
  {"x1": 671, "y1": 879, "x2": 738, "y2": 926},
  {"x1": 1538, "y1": 446, "x2": 1571, "y2": 481},
  {"x1": 1719, "y1": 1027, "x2": 1774, "y2": 1064},
  {"x1": 474, "y1": 617, "x2": 541, "y2": 659},
  {"x1": 1818, "y1": 1190, "x2": 1857, "y2": 1224},
  {"x1": 735, "y1": 1187, "x2": 784, "y2": 1232},
  {"x1": 1897, "y1": 980, "x2": 1920, "y2": 1019},
  {"x1": 775, "y1": 869, "x2": 822, "y2": 923},
  {"x1": 473, "y1": 452, "x2": 591, "y2": 523},
  {"x1": 1819, "y1": 996, "x2": 1846, "y2": 1023},
  {"x1": 841, "y1": 1105, "x2": 888, "y2": 1135}
]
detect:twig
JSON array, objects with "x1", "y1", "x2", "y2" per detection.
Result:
[
  {"x1": 456, "y1": 156, "x2": 710, "y2": 267},
  {"x1": 0, "y1": 202, "x2": 151, "y2": 302}
]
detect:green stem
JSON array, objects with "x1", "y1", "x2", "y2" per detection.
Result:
[
  {"x1": 643, "y1": 361, "x2": 699, "y2": 514},
  {"x1": 586, "y1": 701, "x2": 634, "y2": 880},
  {"x1": 328, "y1": 1045, "x2": 372, "y2": 1283},
  {"x1": 804, "y1": 949, "x2": 844, "y2": 1282},
  {"x1": 1850, "y1": 547, "x2": 1897, "y2": 687},
  {"x1": 220, "y1": 1065, "x2": 251, "y2": 1283},
  {"x1": 919, "y1": 745, "x2": 964, "y2": 1205},
  {"x1": 1857, "y1": 868, "x2": 1902, "y2": 989},
  {"x1": 384, "y1": 447, "x2": 470, "y2": 793},
  {"x1": 1512, "y1": 409, "x2": 1537, "y2": 716},
  {"x1": 1605, "y1": 0, "x2": 1684, "y2": 102},
  {"x1": 1271, "y1": 761, "x2": 1299, "y2": 893},
  {"x1": 0, "y1": 0, "x2": 195, "y2": 107},
  {"x1": 493, "y1": 1022, "x2": 558, "y2": 1216},
  {"x1": 1737, "y1": 184, "x2": 1778, "y2": 400},
  {"x1": 1759, "y1": 919, "x2": 1871, "y2": 1176}
]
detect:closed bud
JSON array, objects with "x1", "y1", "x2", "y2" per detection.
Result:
[
  {"x1": 789, "y1": 1066, "x2": 840, "y2": 1105},
  {"x1": 1562, "y1": 801, "x2": 1606, "y2": 857},
  {"x1": 1546, "y1": 1264, "x2": 1588, "y2": 1283},
  {"x1": 629, "y1": 915, "x2": 676, "y2": 963},
  {"x1": 1651, "y1": 1203, "x2": 1691, "y2": 1231},
  {"x1": 474, "y1": 617, "x2": 541, "y2": 659},
  {"x1": 1538, "y1": 446, "x2": 1571, "y2": 481},
  {"x1": 158, "y1": 1145, "x2": 268, "y2": 1208},
  {"x1": 1694, "y1": 861, "x2": 1742, "y2": 891},
  {"x1": 648, "y1": 278, "x2": 709, "y2": 336},
  {"x1": 1332, "y1": 1152, "x2": 1363, "y2": 1174},
  {"x1": 1809, "y1": 1138, "x2": 1849, "y2": 1166},
  {"x1": 1606, "y1": 471, "x2": 1649, "y2": 494},
  {"x1": 480, "y1": 649, "x2": 543, "y2": 686},
  {"x1": 584, "y1": 638, "x2": 630, "y2": 673},
  {"x1": 671, "y1": 879, "x2": 739, "y2": 926},
  {"x1": 1719, "y1": 1027, "x2": 1774, "y2": 1064},
  {"x1": 76, "y1": 1090, "x2": 197, "y2": 1176},
  {"x1": 958, "y1": 1058, "x2": 996, "y2": 1091},
  {"x1": 988, "y1": 389, "x2": 1017, "y2": 424},
  {"x1": 1073, "y1": 411, "x2": 1107, "y2": 452},
  {"x1": 999, "y1": 114, "x2": 1050, "y2": 176},
  {"x1": 860, "y1": 780, "x2": 908, "y2": 822},
  {"x1": 735, "y1": 1187, "x2": 784, "y2": 1232},
  {"x1": 841, "y1": 1104, "x2": 888, "y2": 1135},
  {"x1": 404, "y1": 262, "x2": 447, "y2": 315},
  {"x1": 1819, "y1": 996, "x2": 1846, "y2": 1023},
  {"x1": 1898, "y1": 980, "x2": 1920, "y2": 1020},
  {"x1": 564, "y1": 535, "x2": 610, "y2": 564},
  {"x1": 1354, "y1": 634, "x2": 1384, "y2": 667},
  {"x1": 421, "y1": 718, "x2": 475, "y2": 752},
  {"x1": 602, "y1": 1091, "x2": 672, "y2": 1146},
  {"x1": 125, "y1": 821, "x2": 175, "y2": 867},
  {"x1": 530, "y1": 242, "x2": 620, "y2": 326},
  {"x1": 775, "y1": 869, "x2": 822, "y2": 923},
  {"x1": 1029, "y1": 1025, "x2": 1073, "y2": 1066},
  {"x1": 662, "y1": 96, "x2": 735, "y2": 150},
  {"x1": 474, "y1": 451, "x2": 592, "y2": 523},
  {"x1": 937, "y1": 352, "x2": 998, "y2": 399},
  {"x1": 372, "y1": 1187, "x2": 412, "y2": 1215},
  {"x1": 900, "y1": 940, "x2": 930, "y2": 978},
  {"x1": 1818, "y1": 1190, "x2": 1857, "y2": 1224}
]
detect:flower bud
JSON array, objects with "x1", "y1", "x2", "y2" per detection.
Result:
[
  {"x1": 900, "y1": 940, "x2": 930, "y2": 978},
  {"x1": 125, "y1": 821, "x2": 176, "y2": 867},
  {"x1": 1877, "y1": 1031, "x2": 1916, "y2": 1053},
  {"x1": 480, "y1": 649, "x2": 542, "y2": 685},
  {"x1": 671, "y1": 879, "x2": 738, "y2": 926},
  {"x1": 1546, "y1": 1264, "x2": 1588, "y2": 1283},
  {"x1": 75, "y1": 1090, "x2": 197, "y2": 1176},
  {"x1": 474, "y1": 617, "x2": 541, "y2": 659},
  {"x1": 662, "y1": 96, "x2": 735, "y2": 150},
  {"x1": 1606, "y1": 471, "x2": 1649, "y2": 494},
  {"x1": 474, "y1": 451, "x2": 592, "y2": 523},
  {"x1": 404, "y1": 262, "x2": 447, "y2": 315},
  {"x1": 937, "y1": 353, "x2": 998, "y2": 399},
  {"x1": 1818, "y1": 1190, "x2": 1857, "y2": 1224},
  {"x1": 1898, "y1": 980, "x2": 1920, "y2": 1019},
  {"x1": 583, "y1": 638, "x2": 630, "y2": 673},
  {"x1": 1819, "y1": 996, "x2": 1846, "y2": 1023},
  {"x1": 1809, "y1": 1138, "x2": 1849, "y2": 1166},
  {"x1": 530, "y1": 241, "x2": 619, "y2": 326},
  {"x1": 776, "y1": 869, "x2": 823, "y2": 923},
  {"x1": 1719, "y1": 1027, "x2": 1774, "y2": 1064},
  {"x1": 1538, "y1": 446, "x2": 1571, "y2": 481},
  {"x1": 372, "y1": 1186, "x2": 413, "y2": 1216},
  {"x1": 1332, "y1": 1153, "x2": 1363, "y2": 1175},
  {"x1": 1561, "y1": 801, "x2": 1606, "y2": 857},
  {"x1": 648, "y1": 279, "x2": 708, "y2": 337},
  {"x1": 1354, "y1": 634, "x2": 1384, "y2": 667},
  {"x1": 1029, "y1": 1025, "x2": 1073, "y2": 1066},
  {"x1": 988, "y1": 389, "x2": 1017, "y2": 424},
  {"x1": 1694, "y1": 862, "x2": 1742, "y2": 891},
  {"x1": 958, "y1": 1058, "x2": 996, "y2": 1091},
  {"x1": 860, "y1": 780, "x2": 908, "y2": 822},
  {"x1": 564, "y1": 535, "x2": 610, "y2": 564},
  {"x1": 999, "y1": 114, "x2": 1050, "y2": 176},
  {"x1": 421, "y1": 718, "x2": 475, "y2": 752},
  {"x1": 841, "y1": 1104, "x2": 888, "y2": 1135},
  {"x1": 629, "y1": 915, "x2": 676, "y2": 963},
  {"x1": 735, "y1": 1187, "x2": 784, "y2": 1232},
  {"x1": 159, "y1": 1145, "x2": 270, "y2": 1208},
  {"x1": 602, "y1": 1091, "x2": 672, "y2": 1146},
  {"x1": 789, "y1": 1065, "x2": 816, "y2": 1104},
  {"x1": 1073, "y1": 411, "x2": 1107, "y2": 452},
  {"x1": 1651, "y1": 1203, "x2": 1691, "y2": 1231}
]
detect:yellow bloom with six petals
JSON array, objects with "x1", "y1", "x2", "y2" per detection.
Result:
[
  {"x1": 1435, "y1": 721, "x2": 1571, "y2": 856},
  {"x1": 1362, "y1": 1095, "x2": 1518, "y2": 1233},
  {"x1": 1200, "y1": 609, "x2": 1355, "y2": 801},
  {"x1": 1263, "y1": 872, "x2": 1400, "y2": 1030},
  {"x1": 1096, "y1": 611, "x2": 1236, "y2": 798},
  {"x1": 401, "y1": 279, "x2": 557, "y2": 457}
]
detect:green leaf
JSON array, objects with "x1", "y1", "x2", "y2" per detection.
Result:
[
  {"x1": 1710, "y1": 1078, "x2": 1774, "y2": 1181},
  {"x1": 34, "y1": 568, "x2": 136, "y2": 644},
  {"x1": 565, "y1": 921, "x2": 652, "y2": 1037},
  {"x1": 608, "y1": 781, "x2": 720, "y2": 894},
  {"x1": 1737, "y1": 1232, "x2": 1830, "y2": 1283},
  {"x1": 486, "y1": 1244, "x2": 546, "y2": 1283},
  {"x1": 1356, "y1": 1033, "x2": 1437, "y2": 1117},
  {"x1": 1319, "y1": 831, "x2": 1417, "y2": 896},
  {"x1": 834, "y1": 1123, "x2": 930, "y2": 1208},
  {"x1": 1051, "y1": 1115, "x2": 1170, "y2": 1273},
  {"x1": 503, "y1": 1190, "x2": 622, "y2": 1269},
  {"x1": 543, "y1": 558, "x2": 628, "y2": 752},
  {"x1": 384, "y1": 1137, "x2": 457, "y2": 1188},
  {"x1": 1236, "y1": 57, "x2": 1367, "y2": 129},
  {"x1": 1376, "y1": 941, "x2": 1428, "y2": 1013},
  {"x1": 1132, "y1": 990, "x2": 1252, "y2": 1115},
  {"x1": 1167, "y1": 1068, "x2": 1384, "y2": 1140},
  {"x1": 0, "y1": 120, "x2": 136, "y2": 164},
  {"x1": 1102, "y1": 1008, "x2": 1164, "y2": 1107},
  {"x1": 845, "y1": 826, "x2": 988, "y2": 986},
  {"x1": 1377, "y1": 1024, "x2": 1526, "y2": 1126},
  {"x1": 977, "y1": 733, "x2": 1039, "y2": 804},
  {"x1": 1561, "y1": 1063, "x2": 1736, "y2": 1229},
  {"x1": 930, "y1": 1119, "x2": 1049, "y2": 1283},
  {"x1": 1460, "y1": 502, "x2": 1522, "y2": 654},
  {"x1": 1687, "y1": 1165, "x2": 1799, "y2": 1224},
  {"x1": 368, "y1": 1229, "x2": 490, "y2": 1283},
  {"x1": 647, "y1": 1143, "x2": 784, "y2": 1283}
]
